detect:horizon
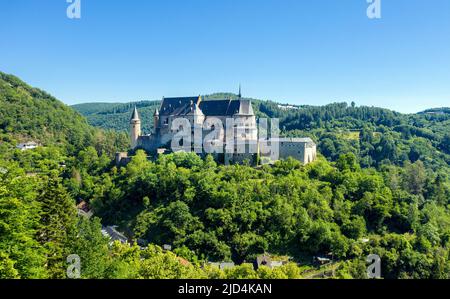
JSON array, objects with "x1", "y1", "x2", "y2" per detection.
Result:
[
  {"x1": 1, "y1": 0, "x2": 450, "y2": 114},
  {"x1": 68, "y1": 93, "x2": 447, "y2": 115}
]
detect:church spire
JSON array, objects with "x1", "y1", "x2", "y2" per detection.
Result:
[{"x1": 238, "y1": 84, "x2": 242, "y2": 99}]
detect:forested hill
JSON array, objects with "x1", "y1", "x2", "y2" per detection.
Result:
[
  {"x1": 0, "y1": 72, "x2": 95, "y2": 152},
  {"x1": 73, "y1": 101, "x2": 161, "y2": 133},
  {"x1": 2, "y1": 73, "x2": 450, "y2": 279},
  {"x1": 73, "y1": 94, "x2": 450, "y2": 174},
  {"x1": 0, "y1": 71, "x2": 129, "y2": 155}
]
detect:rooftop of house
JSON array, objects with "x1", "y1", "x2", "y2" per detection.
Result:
[
  {"x1": 177, "y1": 257, "x2": 191, "y2": 266},
  {"x1": 76, "y1": 200, "x2": 90, "y2": 212},
  {"x1": 101, "y1": 226, "x2": 128, "y2": 243}
]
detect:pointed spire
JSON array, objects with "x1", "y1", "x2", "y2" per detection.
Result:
[
  {"x1": 238, "y1": 84, "x2": 242, "y2": 99},
  {"x1": 130, "y1": 106, "x2": 140, "y2": 121}
]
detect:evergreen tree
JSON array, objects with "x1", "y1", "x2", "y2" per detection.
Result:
[{"x1": 37, "y1": 174, "x2": 77, "y2": 278}]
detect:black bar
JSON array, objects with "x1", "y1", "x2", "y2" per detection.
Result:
[{"x1": 0, "y1": 279, "x2": 446, "y2": 297}]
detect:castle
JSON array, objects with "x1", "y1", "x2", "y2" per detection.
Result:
[{"x1": 122, "y1": 93, "x2": 317, "y2": 165}]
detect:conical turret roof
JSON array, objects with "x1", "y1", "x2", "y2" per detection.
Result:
[{"x1": 130, "y1": 106, "x2": 140, "y2": 121}]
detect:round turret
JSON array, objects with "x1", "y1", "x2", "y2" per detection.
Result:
[{"x1": 130, "y1": 106, "x2": 141, "y2": 149}]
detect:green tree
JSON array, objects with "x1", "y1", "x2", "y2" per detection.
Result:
[
  {"x1": 37, "y1": 174, "x2": 77, "y2": 278},
  {"x1": 66, "y1": 217, "x2": 111, "y2": 278},
  {"x1": 0, "y1": 164, "x2": 47, "y2": 278}
]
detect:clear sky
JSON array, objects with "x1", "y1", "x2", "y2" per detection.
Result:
[{"x1": 1, "y1": 0, "x2": 449, "y2": 113}]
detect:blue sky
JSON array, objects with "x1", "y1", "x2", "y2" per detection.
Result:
[{"x1": 1, "y1": 0, "x2": 449, "y2": 113}]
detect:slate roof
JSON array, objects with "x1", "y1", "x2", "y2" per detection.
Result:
[
  {"x1": 159, "y1": 97, "x2": 199, "y2": 116},
  {"x1": 130, "y1": 106, "x2": 140, "y2": 121},
  {"x1": 101, "y1": 226, "x2": 128, "y2": 244},
  {"x1": 158, "y1": 97, "x2": 255, "y2": 117}
]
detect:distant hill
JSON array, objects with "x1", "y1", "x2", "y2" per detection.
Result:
[
  {"x1": 72, "y1": 93, "x2": 305, "y2": 133},
  {"x1": 73, "y1": 101, "x2": 161, "y2": 134}
]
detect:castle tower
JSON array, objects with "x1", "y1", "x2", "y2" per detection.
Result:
[
  {"x1": 153, "y1": 108, "x2": 159, "y2": 134},
  {"x1": 130, "y1": 106, "x2": 141, "y2": 149}
]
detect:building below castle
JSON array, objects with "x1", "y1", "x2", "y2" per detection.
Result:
[{"x1": 119, "y1": 93, "x2": 317, "y2": 165}]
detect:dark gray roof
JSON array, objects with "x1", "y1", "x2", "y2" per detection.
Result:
[
  {"x1": 130, "y1": 106, "x2": 140, "y2": 121},
  {"x1": 158, "y1": 97, "x2": 254, "y2": 117},
  {"x1": 159, "y1": 97, "x2": 199, "y2": 116},
  {"x1": 102, "y1": 226, "x2": 128, "y2": 243},
  {"x1": 200, "y1": 100, "x2": 236, "y2": 116}
]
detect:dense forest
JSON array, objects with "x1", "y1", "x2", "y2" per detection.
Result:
[
  {"x1": 73, "y1": 101, "x2": 160, "y2": 134},
  {"x1": 1, "y1": 72, "x2": 450, "y2": 279}
]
